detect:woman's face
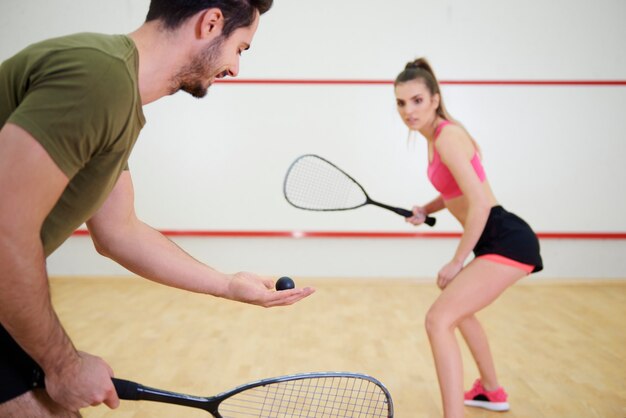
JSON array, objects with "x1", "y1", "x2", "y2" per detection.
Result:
[{"x1": 394, "y1": 80, "x2": 440, "y2": 131}]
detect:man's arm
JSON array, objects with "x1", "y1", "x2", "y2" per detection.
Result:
[
  {"x1": 87, "y1": 171, "x2": 314, "y2": 307},
  {"x1": 0, "y1": 123, "x2": 118, "y2": 410}
]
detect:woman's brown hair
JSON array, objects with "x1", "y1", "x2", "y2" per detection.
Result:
[
  {"x1": 395, "y1": 58, "x2": 480, "y2": 153},
  {"x1": 395, "y1": 58, "x2": 455, "y2": 122}
]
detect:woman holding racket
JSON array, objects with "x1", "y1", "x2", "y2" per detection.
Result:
[{"x1": 394, "y1": 58, "x2": 542, "y2": 418}]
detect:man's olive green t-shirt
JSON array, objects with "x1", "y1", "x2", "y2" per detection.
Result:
[{"x1": 0, "y1": 33, "x2": 145, "y2": 256}]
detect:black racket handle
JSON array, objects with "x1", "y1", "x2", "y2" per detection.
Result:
[
  {"x1": 113, "y1": 377, "x2": 141, "y2": 400},
  {"x1": 402, "y1": 210, "x2": 436, "y2": 227},
  {"x1": 424, "y1": 216, "x2": 437, "y2": 226},
  {"x1": 112, "y1": 377, "x2": 213, "y2": 410},
  {"x1": 389, "y1": 206, "x2": 437, "y2": 227},
  {"x1": 34, "y1": 373, "x2": 141, "y2": 401}
]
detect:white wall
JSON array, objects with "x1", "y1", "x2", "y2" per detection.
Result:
[{"x1": 2, "y1": 0, "x2": 625, "y2": 278}]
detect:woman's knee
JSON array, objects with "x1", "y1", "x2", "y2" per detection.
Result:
[{"x1": 425, "y1": 306, "x2": 458, "y2": 336}]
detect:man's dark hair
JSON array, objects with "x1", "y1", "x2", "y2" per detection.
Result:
[{"x1": 146, "y1": 0, "x2": 273, "y2": 37}]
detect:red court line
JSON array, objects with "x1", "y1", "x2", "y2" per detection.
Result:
[
  {"x1": 68, "y1": 78, "x2": 625, "y2": 239},
  {"x1": 215, "y1": 79, "x2": 626, "y2": 86},
  {"x1": 71, "y1": 230, "x2": 626, "y2": 240}
]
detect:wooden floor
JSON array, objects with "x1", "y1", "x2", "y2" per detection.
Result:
[{"x1": 49, "y1": 277, "x2": 626, "y2": 418}]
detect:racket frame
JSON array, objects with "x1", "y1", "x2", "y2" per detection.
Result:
[
  {"x1": 284, "y1": 154, "x2": 436, "y2": 226},
  {"x1": 113, "y1": 371, "x2": 394, "y2": 417}
]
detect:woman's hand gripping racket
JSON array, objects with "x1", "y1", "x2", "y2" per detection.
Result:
[
  {"x1": 284, "y1": 154, "x2": 436, "y2": 226},
  {"x1": 113, "y1": 371, "x2": 394, "y2": 417}
]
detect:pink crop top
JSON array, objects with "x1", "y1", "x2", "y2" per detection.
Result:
[{"x1": 427, "y1": 121, "x2": 486, "y2": 200}]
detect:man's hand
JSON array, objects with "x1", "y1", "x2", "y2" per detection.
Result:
[
  {"x1": 225, "y1": 272, "x2": 315, "y2": 307},
  {"x1": 44, "y1": 351, "x2": 119, "y2": 411}
]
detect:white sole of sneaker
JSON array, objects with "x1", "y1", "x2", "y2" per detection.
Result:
[{"x1": 464, "y1": 400, "x2": 510, "y2": 411}]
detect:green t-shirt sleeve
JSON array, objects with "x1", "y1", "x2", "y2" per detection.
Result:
[{"x1": 8, "y1": 48, "x2": 136, "y2": 178}]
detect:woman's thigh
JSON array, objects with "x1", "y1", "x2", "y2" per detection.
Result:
[{"x1": 428, "y1": 258, "x2": 527, "y2": 327}]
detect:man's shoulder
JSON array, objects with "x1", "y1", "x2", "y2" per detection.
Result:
[
  {"x1": 25, "y1": 32, "x2": 136, "y2": 63},
  {"x1": 19, "y1": 33, "x2": 139, "y2": 99}
]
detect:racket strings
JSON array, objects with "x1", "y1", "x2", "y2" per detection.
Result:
[
  {"x1": 218, "y1": 376, "x2": 390, "y2": 417},
  {"x1": 284, "y1": 156, "x2": 367, "y2": 210}
]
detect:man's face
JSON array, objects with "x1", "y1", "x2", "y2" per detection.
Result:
[{"x1": 172, "y1": 12, "x2": 260, "y2": 98}]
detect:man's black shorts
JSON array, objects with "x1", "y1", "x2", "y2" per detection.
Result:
[{"x1": 0, "y1": 323, "x2": 44, "y2": 404}]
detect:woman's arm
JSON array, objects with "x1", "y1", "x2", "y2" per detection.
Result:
[
  {"x1": 87, "y1": 171, "x2": 314, "y2": 307},
  {"x1": 406, "y1": 194, "x2": 445, "y2": 226},
  {"x1": 423, "y1": 195, "x2": 446, "y2": 215},
  {"x1": 435, "y1": 128, "x2": 492, "y2": 286}
]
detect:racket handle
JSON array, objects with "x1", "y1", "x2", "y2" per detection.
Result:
[
  {"x1": 31, "y1": 373, "x2": 141, "y2": 401},
  {"x1": 113, "y1": 377, "x2": 142, "y2": 400},
  {"x1": 112, "y1": 377, "x2": 214, "y2": 409},
  {"x1": 395, "y1": 207, "x2": 437, "y2": 227},
  {"x1": 424, "y1": 216, "x2": 437, "y2": 227},
  {"x1": 370, "y1": 200, "x2": 436, "y2": 227},
  {"x1": 394, "y1": 207, "x2": 414, "y2": 217}
]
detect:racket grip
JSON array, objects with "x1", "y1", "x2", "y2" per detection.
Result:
[
  {"x1": 396, "y1": 207, "x2": 437, "y2": 227},
  {"x1": 31, "y1": 373, "x2": 140, "y2": 400},
  {"x1": 395, "y1": 208, "x2": 415, "y2": 217},
  {"x1": 113, "y1": 377, "x2": 142, "y2": 400}
]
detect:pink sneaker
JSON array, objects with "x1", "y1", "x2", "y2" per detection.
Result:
[{"x1": 464, "y1": 379, "x2": 510, "y2": 411}]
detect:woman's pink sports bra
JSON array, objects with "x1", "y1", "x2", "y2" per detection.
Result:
[{"x1": 427, "y1": 120, "x2": 486, "y2": 200}]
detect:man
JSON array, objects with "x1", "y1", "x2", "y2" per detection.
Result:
[{"x1": 0, "y1": 1, "x2": 315, "y2": 416}]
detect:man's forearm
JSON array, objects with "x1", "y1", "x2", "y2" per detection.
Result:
[
  {"x1": 0, "y1": 236, "x2": 78, "y2": 374},
  {"x1": 90, "y1": 219, "x2": 231, "y2": 296},
  {"x1": 86, "y1": 171, "x2": 231, "y2": 297}
]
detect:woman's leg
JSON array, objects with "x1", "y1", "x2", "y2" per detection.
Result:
[
  {"x1": 425, "y1": 258, "x2": 526, "y2": 418},
  {"x1": 458, "y1": 315, "x2": 500, "y2": 390}
]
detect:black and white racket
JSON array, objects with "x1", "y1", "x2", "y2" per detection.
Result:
[
  {"x1": 113, "y1": 371, "x2": 394, "y2": 417},
  {"x1": 284, "y1": 154, "x2": 436, "y2": 226}
]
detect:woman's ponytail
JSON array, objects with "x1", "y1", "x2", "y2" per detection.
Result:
[
  {"x1": 395, "y1": 58, "x2": 451, "y2": 121},
  {"x1": 395, "y1": 58, "x2": 481, "y2": 154}
]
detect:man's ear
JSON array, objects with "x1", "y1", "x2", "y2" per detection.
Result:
[{"x1": 197, "y1": 8, "x2": 224, "y2": 39}]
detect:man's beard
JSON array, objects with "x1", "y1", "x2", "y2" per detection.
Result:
[{"x1": 171, "y1": 36, "x2": 224, "y2": 98}]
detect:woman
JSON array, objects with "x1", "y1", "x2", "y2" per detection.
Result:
[{"x1": 394, "y1": 58, "x2": 543, "y2": 418}]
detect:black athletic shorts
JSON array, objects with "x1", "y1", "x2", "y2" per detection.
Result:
[
  {"x1": 0, "y1": 323, "x2": 45, "y2": 404},
  {"x1": 473, "y1": 205, "x2": 543, "y2": 273}
]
